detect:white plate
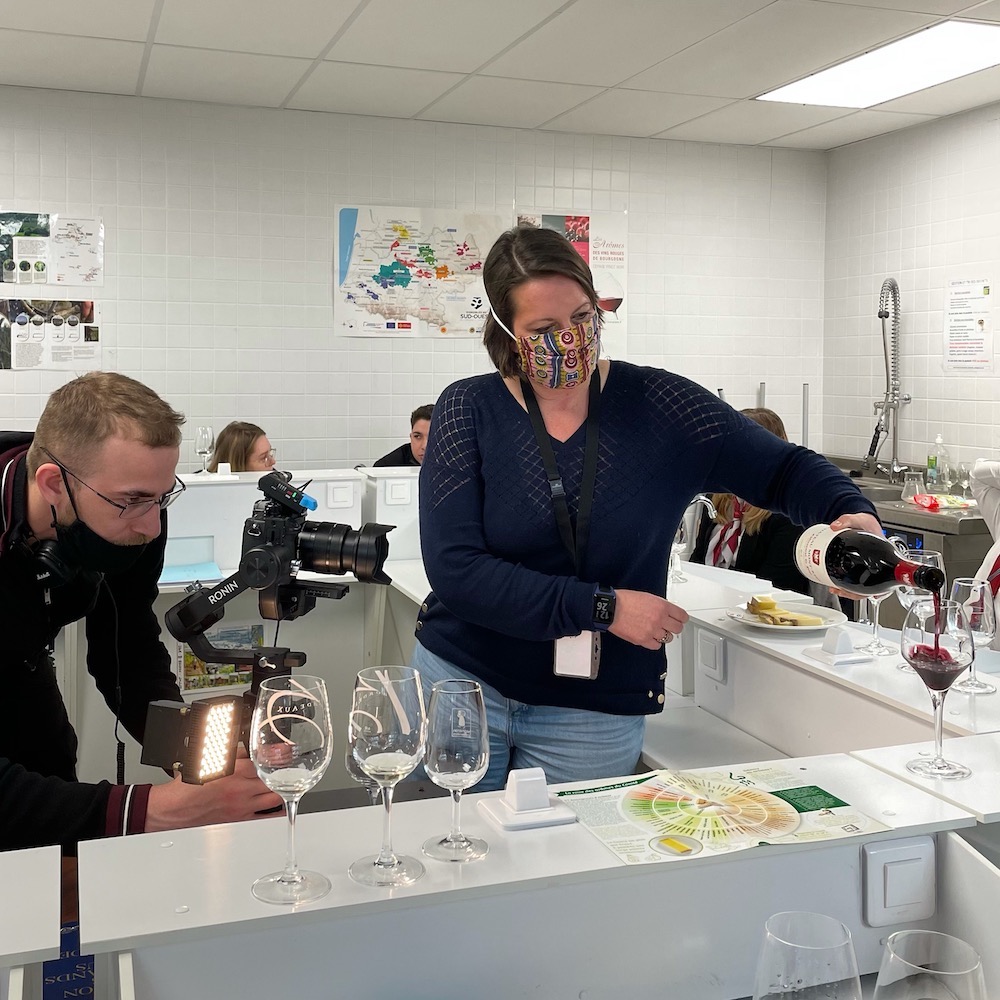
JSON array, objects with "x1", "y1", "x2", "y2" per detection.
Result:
[{"x1": 726, "y1": 602, "x2": 848, "y2": 633}]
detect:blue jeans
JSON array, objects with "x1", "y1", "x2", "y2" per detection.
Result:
[{"x1": 411, "y1": 642, "x2": 645, "y2": 792}]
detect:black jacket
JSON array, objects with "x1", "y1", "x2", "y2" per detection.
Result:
[
  {"x1": 373, "y1": 442, "x2": 419, "y2": 468},
  {"x1": 691, "y1": 507, "x2": 811, "y2": 597},
  {"x1": 0, "y1": 432, "x2": 181, "y2": 851}
]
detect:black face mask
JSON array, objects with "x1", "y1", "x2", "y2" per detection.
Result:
[{"x1": 52, "y1": 513, "x2": 147, "y2": 576}]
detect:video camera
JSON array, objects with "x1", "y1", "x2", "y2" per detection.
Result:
[{"x1": 165, "y1": 470, "x2": 393, "y2": 683}]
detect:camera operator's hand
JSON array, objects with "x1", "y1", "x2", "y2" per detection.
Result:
[
  {"x1": 144, "y1": 757, "x2": 283, "y2": 833},
  {"x1": 609, "y1": 589, "x2": 689, "y2": 651}
]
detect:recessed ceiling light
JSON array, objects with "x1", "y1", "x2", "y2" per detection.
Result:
[{"x1": 757, "y1": 20, "x2": 1000, "y2": 109}]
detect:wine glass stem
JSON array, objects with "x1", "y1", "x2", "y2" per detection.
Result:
[
  {"x1": 447, "y1": 789, "x2": 464, "y2": 843},
  {"x1": 375, "y1": 784, "x2": 398, "y2": 869},
  {"x1": 281, "y1": 795, "x2": 301, "y2": 884},
  {"x1": 365, "y1": 783, "x2": 381, "y2": 807},
  {"x1": 929, "y1": 689, "x2": 946, "y2": 762},
  {"x1": 870, "y1": 597, "x2": 882, "y2": 645},
  {"x1": 201, "y1": 454, "x2": 209, "y2": 472},
  {"x1": 967, "y1": 650, "x2": 979, "y2": 684}
]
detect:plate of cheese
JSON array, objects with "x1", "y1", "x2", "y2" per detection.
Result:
[{"x1": 726, "y1": 595, "x2": 847, "y2": 632}]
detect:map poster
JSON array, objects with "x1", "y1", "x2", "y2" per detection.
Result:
[
  {"x1": 556, "y1": 766, "x2": 888, "y2": 866},
  {"x1": 0, "y1": 298, "x2": 101, "y2": 371},
  {"x1": 334, "y1": 206, "x2": 509, "y2": 338},
  {"x1": 0, "y1": 212, "x2": 105, "y2": 286},
  {"x1": 944, "y1": 276, "x2": 993, "y2": 372},
  {"x1": 516, "y1": 210, "x2": 628, "y2": 359}
]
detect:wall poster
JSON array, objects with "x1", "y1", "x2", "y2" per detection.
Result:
[
  {"x1": 0, "y1": 212, "x2": 105, "y2": 286},
  {"x1": 944, "y1": 277, "x2": 993, "y2": 372},
  {"x1": 0, "y1": 298, "x2": 101, "y2": 370}
]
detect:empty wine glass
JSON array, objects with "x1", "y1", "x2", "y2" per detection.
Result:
[
  {"x1": 956, "y1": 462, "x2": 973, "y2": 499},
  {"x1": 422, "y1": 679, "x2": 489, "y2": 863},
  {"x1": 951, "y1": 577, "x2": 997, "y2": 695},
  {"x1": 873, "y1": 929, "x2": 986, "y2": 1000},
  {"x1": 901, "y1": 598, "x2": 974, "y2": 780},
  {"x1": 895, "y1": 549, "x2": 945, "y2": 672},
  {"x1": 858, "y1": 590, "x2": 896, "y2": 655},
  {"x1": 348, "y1": 666, "x2": 427, "y2": 887},
  {"x1": 195, "y1": 426, "x2": 214, "y2": 473},
  {"x1": 249, "y1": 674, "x2": 333, "y2": 905},
  {"x1": 751, "y1": 911, "x2": 862, "y2": 1000}
]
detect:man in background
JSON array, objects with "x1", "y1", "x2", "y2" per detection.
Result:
[
  {"x1": 0, "y1": 372, "x2": 281, "y2": 852},
  {"x1": 374, "y1": 403, "x2": 434, "y2": 467}
]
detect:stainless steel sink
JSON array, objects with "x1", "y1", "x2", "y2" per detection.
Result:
[{"x1": 857, "y1": 484, "x2": 904, "y2": 503}]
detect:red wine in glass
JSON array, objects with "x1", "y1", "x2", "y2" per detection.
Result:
[
  {"x1": 598, "y1": 296, "x2": 623, "y2": 316},
  {"x1": 906, "y1": 644, "x2": 965, "y2": 691}
]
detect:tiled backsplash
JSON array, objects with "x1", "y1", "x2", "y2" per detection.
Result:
[{"x1": 1, "y1": 84, "x2": 996, "y2": 474}]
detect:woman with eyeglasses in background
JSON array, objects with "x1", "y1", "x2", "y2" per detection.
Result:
[{"x1": 208, "y1": 421, "x2": 275, "y2": 473}]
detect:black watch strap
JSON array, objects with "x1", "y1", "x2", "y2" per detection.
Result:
[{"x1": 592, "y1": 585, "x2": 616, "y2": 631}]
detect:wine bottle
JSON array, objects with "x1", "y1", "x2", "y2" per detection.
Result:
[{"x1": 795, "y1": 525, "x2": 946, "y2": 596}]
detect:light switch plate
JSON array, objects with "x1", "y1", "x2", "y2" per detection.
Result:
[
  {"x1": 863, "y1": 836, "x2": 935, "y2": 926},
  {"x1": 697, "y1": 632, "x2": 726, "y2": 683},
  {"x1": 386, "y1": 480, "x2": 412, "y2": 505},
  {"x1": 327, "y1": 483, "x2": 354, "y2": 508}
]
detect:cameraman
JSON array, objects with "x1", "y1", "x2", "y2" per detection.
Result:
[{"x1": 0, "y1": 373, "x2": 281, "y2": 852}]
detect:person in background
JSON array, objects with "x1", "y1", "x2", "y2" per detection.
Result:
[
  {"x1": 0, "y1": 374, "x2": 282, "y2": 852},
  {"x1": 970, "y1": 458, "x2": 1000, "y2": 650},
  {"x1": 414, "y1": 224, "x2": 881, "y2": 792},
  {"x1": 690, "y1": 407, "x2": 812, "y2": 597},
  {"x1": 373, "y1": 404, "x2": 434, "y2": 467},
  {"x1": 208, "y1": 421, "x2": 275, "y2": 473}
]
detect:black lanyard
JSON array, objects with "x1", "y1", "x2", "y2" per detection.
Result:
[{"x1": 521, "y1": 372, "x2": 602, "y2": 578}]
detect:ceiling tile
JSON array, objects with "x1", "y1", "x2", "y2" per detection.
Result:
[
  {"x1": 143, "y1": 46, "x2": 311, "y2": 107},
  {"x1": 627, "y1": 0, "x2": 934, "y2": 99},
  {"x1": 963, "y1": 0, "x2": 1000, "y2": 18},
  {"x1": 876, "y1": 64, "x2": 1000, "y2": 114},
  {"x1": 544, "y1": 90, "x2": 733, "y2": 137},
  {"x1": 155, "y1": 0, "x2": 359, "y2": 58},
  {"x1": 818, "y1": 0, "x2": 977, "y2": 11},
  {"x1": 483, "y1": 0, "x2": 773, "y2": 88},
  {"x1": 289, "y1": 62, "x2": 463, "y2": 117},
  {"x1": 657, "y1": 100, "x2": 852, "y2": 144},
  {"x1": 0, "y1": 1, "x2": 157, "y2": 41},
  {"x1": 0, "y1": 30, "x2": 143, "y2": 94},
  {"x1": 325, "y1": 0, "x2": 567, "y2": 74},
  {"x1": 418, "y1": 77, "x2": 603, "y2": 129},
  {"x1": 763, "y1": 109, "x2": 935, "y2": 149}
]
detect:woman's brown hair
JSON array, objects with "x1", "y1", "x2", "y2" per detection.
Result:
[
  {"x1": 209, "y1": 421, "x2": 266, "y2": 473},
  {"x1": 711, "y1": 408, "x2": 789, "y2": 536},
  {"x1": 482, "y1": 225, "x2": 601, "y2": 378}
]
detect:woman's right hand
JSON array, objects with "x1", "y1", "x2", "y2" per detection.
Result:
[{"x1": 610, "y1": 589, "x2": 689, "y2": 650}]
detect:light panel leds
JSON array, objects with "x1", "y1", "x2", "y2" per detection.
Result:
[{"x1": 757, "y1": 21, "x2": 1000, "y2": 109}]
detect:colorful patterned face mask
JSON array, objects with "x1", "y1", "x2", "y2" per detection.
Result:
[{"x1": 490, "y1": 306, "x2": 599, "y2": 389}]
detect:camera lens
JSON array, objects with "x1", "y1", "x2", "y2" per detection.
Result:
[{"x1": 297, "y1": 521, "x2": 393, "y2": 584}]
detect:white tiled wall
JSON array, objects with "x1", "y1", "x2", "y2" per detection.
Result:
[
  {"x1": 0, "y1": 85, "x2": 828, "y2": 470},
  {"x1": 825, "y1": 102, "x2": 1000, "y2": 472}
]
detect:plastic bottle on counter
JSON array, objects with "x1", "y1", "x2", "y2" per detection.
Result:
[
  {"x1": 926, "y1": 433, "x2": 950, "y2": 492},
  {"x1": 794, "y1": 525, "x2": 946, "y2": 597}
]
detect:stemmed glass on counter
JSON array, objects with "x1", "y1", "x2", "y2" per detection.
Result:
[
  {"x1": 872, "y1": 929, "x2": 986, "y2": 999},
  {"x1": 348, "y1": 666, "x2": 427, "y2": 887},
  {"x1": 950, "y1": 577, "x2": 997, "y2": 695},
  {"x1": 422, "y1": 679, "x2": 490, "y2": 863},
  {"x1": 859, "y1": 536, "x2": 909, "y2": 656},
  {"x1": 894, "y1": 549, "x2": 945, "y2": 672},
  {"x1": 751, "y1": 911, "x2": 862, "y2": 1000},
  {"x1": 195, "y1": 426, "x2": 214, "y2": 473},
  {"x1": 249, "y1": 674, "x2": 333, "y2": 905},
  {"x1": 900, "y1": 598, "x2": 974, "y2": 780}
]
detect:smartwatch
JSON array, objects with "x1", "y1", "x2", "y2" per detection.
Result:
[{"x1": 592, "y1": 585, "x2": 616, "y2": 631}]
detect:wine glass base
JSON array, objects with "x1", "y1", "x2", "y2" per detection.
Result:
[
  {"x1": 857, "y1": 638, "x2": 898, "y2": 656},
  {"x1": 422, "y1": 834, "x2": 489, "y2": 863},
  {"x1": 348, "y1": 853, "x2": 425, "y2": 887},
  {"x1": 251, "y1": 870, "x2": 331, "y2": 905},
  {"x1": 905, "y1": 756, "x2": 972, "y2": 780},
  {"x1": 952, "y1": 676, "x2": 997, "y2": 695}
]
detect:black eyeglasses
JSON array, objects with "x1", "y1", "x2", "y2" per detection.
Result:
[{"x1": 42, "y1": 449, "x2": 186, "y2": 520}]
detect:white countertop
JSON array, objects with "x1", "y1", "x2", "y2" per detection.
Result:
[
  {"x1": 0, "y1": 845, "x2": 61, "y2": 967},
  {"x1": 78, "y1": 753, "x2": 973, "y2": 956},
  {"x1": 691, "y1": 608, "x2": 1000, "y2": 737}
]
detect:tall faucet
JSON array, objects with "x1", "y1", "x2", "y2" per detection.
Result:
[{"x1": 860, "y1": 278, "x2": 911, "y2": 483}]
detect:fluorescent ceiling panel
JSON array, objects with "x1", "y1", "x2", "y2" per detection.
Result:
[{"x1": 759, "y1": 20, "x2": 1000, "y2": 107}]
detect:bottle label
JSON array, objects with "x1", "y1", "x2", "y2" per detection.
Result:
[{"x1": 794, "y1": 524, "x2": 841, "y2": 589}]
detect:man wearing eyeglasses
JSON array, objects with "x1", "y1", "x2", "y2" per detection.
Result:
[{"x1": 0, "y1": 372, "x2": 282, "y2": 852}]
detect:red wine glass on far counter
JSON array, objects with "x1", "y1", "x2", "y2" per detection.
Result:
[{"x1": 901, "y1": 598, "x2": 974, "y2": 780}]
